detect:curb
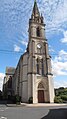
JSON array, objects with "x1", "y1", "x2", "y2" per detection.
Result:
[
  {"x1": 6, "y1": 104, "x2": 26, "y2": 107},
  {"x1": 6, "y1": 103, "x2": 67, "y2": 107}
]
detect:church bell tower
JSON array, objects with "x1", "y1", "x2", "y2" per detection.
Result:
[{"x1": 27, "y1": 0, "x2": 54, "y2": 103}]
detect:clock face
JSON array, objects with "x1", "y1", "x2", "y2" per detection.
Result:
[{"x1": 37, "y1": 44, "x2": 41, "y2": 49}]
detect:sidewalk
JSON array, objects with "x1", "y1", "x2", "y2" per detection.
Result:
[
  {"x1": 6, "y1": 103, "x2": 26, "y2": 107},
  {"x1": 6, "y1": 103, "x2": 67, "y2": 107},
  {"x1": 21, "y1": 103, "x2": 67, "y2": 107}
]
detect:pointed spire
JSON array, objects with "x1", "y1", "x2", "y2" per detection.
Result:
[
  {"x1": 32, "y1": 0, "x2": 40, "y2": 18},
  {"x1": 29, "y1": 0, "x2": 44, "y2": 24},
  {"x1": 34, "y1": 0, "x2": 36, "y2": 4}
]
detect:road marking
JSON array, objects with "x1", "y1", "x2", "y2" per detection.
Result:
[
  {"x1": 0, "y1": 117, "x2": 7, "y2": 119},
  {"x1": 0, "y1": 110, "x2": 4, "y2": 111},
  {"x1": 0, "y1": 108, "x2": 4, "y2": 111},
  {"x1": 0, "y1": 107, "x2": 9, "y2": 111},
  {"x1": 5, "y1": 108, "x2": 8, "y2": 110}
]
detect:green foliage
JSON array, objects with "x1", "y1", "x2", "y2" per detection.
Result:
[
  {"x1": 55, "y1": 87, "x2": 67, "y2": 103},
  {"x1": 13, "y1": 95, "x2": 21, "y2": 104},
  {"x1": 55, "y1": 88, "x2": 67, "y2": 96},
  {"x1": 61, "y1": 95, "x2": 67, "y2": 101},
  {"x1": 16, "y1": 95, "x2": 21, "y2": 101},
  {"x1": 28, "y1": 97, "x2": 33, "y2": 104},
  {"x1": 54, "y1": 96, "x2": 63, "y2": 103}
]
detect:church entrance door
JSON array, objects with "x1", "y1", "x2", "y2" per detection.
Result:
[{"x1": 38, "y1": 90, "x2": 44, "y2": 103}]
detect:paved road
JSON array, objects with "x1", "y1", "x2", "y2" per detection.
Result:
[
  {"x1": 0, "y1": 104, "x2": 67, "y2": 119},
  {"x1": 41, "y1": 108, "x2": 67, "y2": 119}
]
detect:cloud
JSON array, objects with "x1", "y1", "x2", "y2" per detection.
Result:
[
  {"x1": 0, "y1": 0, "x2": 67, "y2": 89},
  {"x1": 14, "y1": 44, "x2": 23, "y2": 52},
  {"x1": 52, "y1": 50, "x2": 67, "y2": 76},
  {"x1": 49, "y1": 45, "x2": 55, "y2": 53},
  {"x1": 0, "y1": 73, "x2": 5, "y2": 91},
  {"x1": 59, "y1": 50, "x2": 67, "y2": 61},
  {"x1": 54, "y1": 80, "x2": 67, "y2": 88},
  {"x1": 61, "y1": 31, "x2": 67, "y2": 43},
  {"x1": 20, "y1": 40, "x2": 28, "y2": 47},
  {"x1": 0, "y1": 0, "x2": 67, "y2": 46},
  {"x1": 52, "y1": 61, "x2": 67, "y2": 76},
  {"x1": 53, "y1": 50, "x2": 67, "y2": 62},
  {"x1": 39, "y1": 0, "x2": 67, "y2": 34}
]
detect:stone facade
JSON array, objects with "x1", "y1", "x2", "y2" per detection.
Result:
[
  {"x1": 3, "y1": 67, "x2": 15, "y2": 99},
  {"x1": 6, "y1": 1, "x2": 54, "y2": 103}
]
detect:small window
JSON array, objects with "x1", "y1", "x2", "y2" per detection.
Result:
[{"x1": 37, "y1": 27, "x2": 40, "y2": 37}]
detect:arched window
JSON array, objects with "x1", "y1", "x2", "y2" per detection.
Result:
[
  {"x1": 37, "y1": 58, "x2": 44, "y2": 75},
  {"x1": 42, "y1": 59, "x2": 44, "y2": 75},
  {"x1": 39, "y1": 59, "x2": 42, "y2": 75},
  {"x1": 37, "y1": 27, "x2": 40, "y2": 37},
  {"x1": 37, "y1": 58, "x2": 39, "y2": 74}
]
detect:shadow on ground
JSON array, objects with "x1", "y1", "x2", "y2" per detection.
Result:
[
  {"x1": 41, "y1": 108, "x2": 67, "y2": 119},
  {"x1": 0, "y1": 100, "x2": 7, "y2": 104},
  {"x1": 0, "y1": 100, "x2": 14, "y2": 105}
]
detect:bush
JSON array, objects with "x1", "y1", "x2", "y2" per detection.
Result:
[
  {"x1": 54, "y1": 96, "x2": 63, "y2": 103},
  {"x1": 61, "y1": 95, "x2": 67, "y2": 101},
  {"x1": 28, "y1": 97, "x2": 33, "y2": 104},
  {"x1": 15, "y1": 95, "x2": 21, "y2": 104}
]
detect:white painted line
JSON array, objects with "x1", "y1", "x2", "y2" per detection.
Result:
[
  {"x1": 5, "y1": 108, "x2": 8, "y2": 110},
  {"x1": 0, "y1": 107, "x2": 9, "y2": 111},
  {"x1": 0, "y1": 117, "x2": 7, "y2": 119},
  {"x1": 0, "y1": 110, "x2": 4, "y2": 111}
]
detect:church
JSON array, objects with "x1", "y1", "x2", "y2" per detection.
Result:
[{"x1": 12, "y1": 0, "x2": 54, "y2": 103}]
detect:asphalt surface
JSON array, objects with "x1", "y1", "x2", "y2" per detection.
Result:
[
  {"x1": 41, "y1": 108, "x2": 67, "y2": 119},
  {"x1": 0, "y1": 104, "x2": 67, "y2": 119}
]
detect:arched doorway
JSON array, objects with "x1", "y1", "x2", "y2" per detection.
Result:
[{"x1": 38, "y1": 82, "x2": 45, "y2": 103}]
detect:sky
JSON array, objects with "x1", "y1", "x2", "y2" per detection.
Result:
[{"x1": 0, "y1": 0, "x2": 67, "y2": 90}]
